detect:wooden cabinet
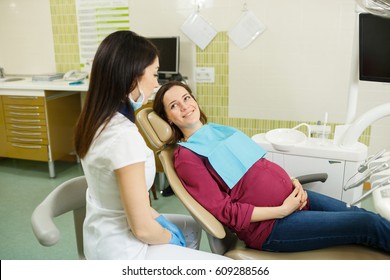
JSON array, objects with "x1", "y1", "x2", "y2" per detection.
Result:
[
  {"x1": 3, "y1": 95, "x2": 48, "y2": 161},
  {"x1": 0, "y1": 97, "x2": 6, "y2": 155},
  {"x1": 0, "y1": 91, "x2": 81, "y2": 177}
]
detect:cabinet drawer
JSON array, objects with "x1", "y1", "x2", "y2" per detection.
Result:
[
  {"x1": 6, "y1": 142, "x2": 48, "y2": 161},
  {"x1": 6, "y1": 123, "x2": 47, "y2": 132},
  {"x1": 7, "y1": 129, "x2": 47, "y2": 138},
  {"x1": 3, "y1": 96, "x2": 44, "y2": 106},
  {"x1": 5, "y1": 116, "x2": 47, "y2": 126},
  {"x1": 4, "y1": 105, "x2": 45, "y2": 115},
  {"x1": 7, "y1": 136, "x2": 48, "y2": 145}
]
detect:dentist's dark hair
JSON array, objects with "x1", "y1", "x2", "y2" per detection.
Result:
[
  {"x1": 153, "y1": 81, "x2": 207, "y2": 144},
  {"x1": 74, "y1": 30, "x2": 159, "y2": 158}
]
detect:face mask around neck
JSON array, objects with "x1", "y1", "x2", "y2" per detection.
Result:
[{"x1": 129, "y1": 81, "x2": 145, "y2": 111}]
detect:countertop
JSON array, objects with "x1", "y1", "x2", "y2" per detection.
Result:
[{"x1": 0, "y1": 77, "x2": 88, "y2": 94}]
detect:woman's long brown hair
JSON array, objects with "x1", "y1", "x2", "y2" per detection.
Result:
[{"x1": 74, "y1": 31, "x2": 158, "y2": 158}]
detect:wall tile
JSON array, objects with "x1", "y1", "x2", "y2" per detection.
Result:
[{"x1": 49, "y1": 0, "x2": 80, "y2": 72}]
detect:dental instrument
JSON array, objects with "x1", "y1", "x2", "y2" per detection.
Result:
[
  {"x1": 344, "y1": 149, "x2": 390, "y2": 221},
  {"x1": 343, "y1": 149, "x2": 390, "y2": 191},
  {"x1": 347, "y1": 176, "x2": 390, "y2": 206},
  {"x1": 358, "y1": 149, "x2": 388, "y2": 173},
  {"x1": 344, "y1": 160, "x2": 390, "y2": 191}
]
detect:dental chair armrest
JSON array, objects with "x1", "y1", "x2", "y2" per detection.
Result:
[
  {"x1": 296, "y1": 173, "x2": 328, "y2": 185},
  {"x1": 31, "y1": 176, "x2": 87, "y2": 247},
  {"x1": 31, "y1": 203, "x2": 60, "y2": 247}
]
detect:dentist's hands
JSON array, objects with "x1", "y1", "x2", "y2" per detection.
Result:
[{"x1": 155, "y1": 215, "x2": 186, "y2": 247}]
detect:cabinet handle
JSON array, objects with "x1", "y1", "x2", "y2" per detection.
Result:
[
  {"x1": 10, "y1": 118, "x2": 41, "y2": 123},
  {"x1": 8, "y1": 105, "x2": 40, "y2": 110},
  {"x1": 11, "y1": 124, "x2": 42, "y2": 129},
  {"x1": 12, "y1": 137, "x2": 43, "y2": 142},
  {"x1": 9, "y1": 112, "x2": 40, "y2": 116},
  {"x1": 8, "y1": 96, "x2": 38, "y2": 100},
  {"x1": 11, "y1": 143, "x2": 42, "y2": 149},
  {"x1": 11, "y1": 131, "x2": 42, "y2": 136}
]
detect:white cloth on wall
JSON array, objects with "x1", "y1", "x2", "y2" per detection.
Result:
[
  {"x1": 228, "y1": 10, "x2": 266, "y2": 49},
  {"x1": 181, "y1": 13, "x2": 217, "y2": 50}
]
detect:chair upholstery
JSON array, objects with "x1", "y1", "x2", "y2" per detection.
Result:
[
  {"x1": 137, "y1": 107, "x2": 390, "y2": 260},
  {"x1": 31, "y1": 176, "x2": 87, "y2": 259},
  {"x1": 136, "y1": 102, "x2": 168, "y2": 200}
]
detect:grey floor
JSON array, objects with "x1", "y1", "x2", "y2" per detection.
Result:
[
  {"x1": 0, "y1": 158, "x2": 376, "y2": 260},
  {"x1": 0, "y1": 158, "x2": 210, "y2": 260}
]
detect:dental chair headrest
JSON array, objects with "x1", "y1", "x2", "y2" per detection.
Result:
[{"x1": 136, "y1": 107, "x2": 173, "y2": 149}]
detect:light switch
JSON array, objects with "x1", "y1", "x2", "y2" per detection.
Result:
[{"x1": 195, "y1": 67, "x2": 215, "y2": 83}]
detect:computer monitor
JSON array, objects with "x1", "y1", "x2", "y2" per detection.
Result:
[
  {"x1": 148, "y1": 36, "x2": 180, "y2": 77},
  {"x1": 359, "y1": 13, "x2": 390, "y2": 83}
]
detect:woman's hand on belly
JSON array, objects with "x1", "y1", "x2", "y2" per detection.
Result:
[
  {"x1": 251, "y1": 181, "x2": 308, "y2": 222},
  {"x1": 281, "y1": 179, "x2": 308, "y2": 215},
  {"x1": 291, "y1": 178, "x2": 308, "y2": 210}
]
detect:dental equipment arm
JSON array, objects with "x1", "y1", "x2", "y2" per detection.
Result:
[
  {"x1": 358, "y1": 149, "x2": 387, "y2": 173},
  {"x1": 344, "y1": 161, "x2": 389, "y2": 191},
  {"x1": 348, "y1": 176, "x2": 390, "y2": 206}
]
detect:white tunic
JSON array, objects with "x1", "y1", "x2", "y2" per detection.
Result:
[{"x1": 81, "y1": 113, "x2": 156, "y2": 259}]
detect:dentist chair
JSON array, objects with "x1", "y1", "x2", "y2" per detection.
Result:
[
  {"x1": 31, "y1": 175, "x2": 87, "y2": 259},
  {"x1": 137, "y1": 107, "x2": 390, "y2": 260}
]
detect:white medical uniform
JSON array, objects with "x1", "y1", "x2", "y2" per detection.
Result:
[
  {"x1": 82, "y1": 113, "x2": 155, "y2": 259},
  {"x1": 81, "y1": 113, "x2": 229, "y2": 260}
]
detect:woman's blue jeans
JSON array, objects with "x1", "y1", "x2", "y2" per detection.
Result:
[{"x1": 262, "y1": 190, "x2": 390, "y2": 252}]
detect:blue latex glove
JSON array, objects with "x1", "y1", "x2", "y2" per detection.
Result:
[{"x1": 155, "y1": 215, "x2": 186, "y2": 247}]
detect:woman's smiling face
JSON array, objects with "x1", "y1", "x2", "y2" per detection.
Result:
[{"x1": 163, "y1": 85, "x2": 203, "y2": 136}]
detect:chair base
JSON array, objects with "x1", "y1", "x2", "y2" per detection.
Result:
[{"x1": 224, "y1": 239, "x2": 390, "y2": 260}]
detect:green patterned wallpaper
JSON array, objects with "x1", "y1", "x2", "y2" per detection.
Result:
[{"x1": 49, "y1": 0, "x2": 80, "y2": 73}]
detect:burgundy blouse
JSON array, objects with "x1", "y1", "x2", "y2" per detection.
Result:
[{"x1": 174, "y1": 145, "x2": 307, "y2": 250}]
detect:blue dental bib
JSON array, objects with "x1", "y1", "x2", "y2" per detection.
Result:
[{"x1": 179, "y1": 123, "x2": 266, "y2": 188}]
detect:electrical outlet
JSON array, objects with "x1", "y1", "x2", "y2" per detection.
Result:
[{"x1": 195, "y1": 67, "x2": 215, "y2": 83}]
